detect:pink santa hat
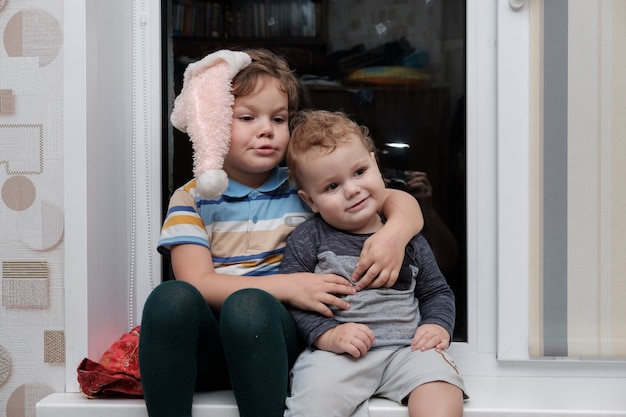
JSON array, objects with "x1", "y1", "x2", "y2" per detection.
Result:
[{"x1": 170, "y1": 50, "x2": 252, "y2": 199}]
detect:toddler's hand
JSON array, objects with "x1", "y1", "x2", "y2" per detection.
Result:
[
  {"x1": 315, "y1": 323, "x2": 375, "y2": 358},
  {"x1": 411, "y1": 323, "x2": 450, "y2": 351}
]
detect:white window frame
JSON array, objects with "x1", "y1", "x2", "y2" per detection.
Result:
[
  {"x1": 64, "y1": 0, "x2": 162, "y2": 391},
  {"x1": 495, "y1": 0, "x2": 533, "y2": 361},
  {"x1": 450, "y1": 0, "x2": 626, "y2": 377}
]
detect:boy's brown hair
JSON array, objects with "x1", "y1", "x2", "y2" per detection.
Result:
[
  {"x1": 286, "y1": 109, "x2": 377, "y2": 187},
  {"x1": 231, "y1": 49, "x2": 306, "y2": 117}
]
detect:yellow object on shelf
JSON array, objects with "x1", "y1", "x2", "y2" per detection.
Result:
[{"x1": 345, "y1": 66, "x2": 432, "y2": 86}]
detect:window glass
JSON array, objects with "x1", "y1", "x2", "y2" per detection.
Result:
[{"x1": 164, "y1": 0, "x2": 467, "y2": 341}]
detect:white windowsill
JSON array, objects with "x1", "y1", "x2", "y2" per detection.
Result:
[{"x1": 37, "y1": 375, "x2": 626, "y2": 417}]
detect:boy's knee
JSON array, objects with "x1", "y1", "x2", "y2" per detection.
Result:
[
  {"x1": 222, "y1": 288, "x2": 276, "y2": 317},
  {"x1": 221, "y1": 288, "x2": 281, "y2": 336},
  {"x1": 225, "y1": 287, "x2": 274, "y2": 304},
  {"x1": 142, "y1": 280, "x2": 205, "y2": 324}
]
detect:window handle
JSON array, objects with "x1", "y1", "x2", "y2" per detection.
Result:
[{"x1": 509, "y1": 0, "x2": 526, "y2": 10}]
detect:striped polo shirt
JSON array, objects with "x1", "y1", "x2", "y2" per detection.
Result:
[{"x1": 158, "y1": 167, "x2": 312, "y2": 276}]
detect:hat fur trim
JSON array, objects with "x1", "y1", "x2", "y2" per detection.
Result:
[{"x1": 170, "y1": 50, "x2": 252, "y2": 199}]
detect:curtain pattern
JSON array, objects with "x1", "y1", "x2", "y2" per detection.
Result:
[
  {"x1": 529, "y1": 0, "x2": 626, "y2": 358},
  {"x1": 0, "y1": 1, "x2": 66, "y2": 414}
]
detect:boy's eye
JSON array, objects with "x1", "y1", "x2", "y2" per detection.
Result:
[{"x1": 239, "y1": 115, "x2": 254, "y2": 121}]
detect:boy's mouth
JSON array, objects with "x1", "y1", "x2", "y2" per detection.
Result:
[{"x1": 253, "y1": 145, "x2": 276, "y2": 156}]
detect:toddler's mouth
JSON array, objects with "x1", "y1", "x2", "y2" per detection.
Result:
[{"x1": 347, "y1": 196, "x2": 368, "y2": 211}]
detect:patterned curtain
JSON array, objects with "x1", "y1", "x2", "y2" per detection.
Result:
[{"x1": 529, "y1": 0, "x2": 626, "y2": 358}]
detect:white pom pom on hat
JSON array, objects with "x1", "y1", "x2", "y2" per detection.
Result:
[{"x1": 170, "y1": 50, "x2": 252, "y2": 199}]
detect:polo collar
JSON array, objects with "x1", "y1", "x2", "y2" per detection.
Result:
[{"x1": 223, "y1": 167, "x2": 290, "y2": 198}]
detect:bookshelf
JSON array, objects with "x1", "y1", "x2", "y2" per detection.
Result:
[
  {"x1": 171, "y1": 0, "x2": 325, "y2": 39},
  {"x1": 169, "y1": 1, "x2": 328, "y2": 84}
]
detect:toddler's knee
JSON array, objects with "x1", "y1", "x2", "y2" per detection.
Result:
[{"x1": 286, "y1": 391, "x2": 355, "y2": 417}]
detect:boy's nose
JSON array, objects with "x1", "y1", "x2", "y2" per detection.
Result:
[{"x1": 258, "y1": 119, "x2": 274, "y2": 138}]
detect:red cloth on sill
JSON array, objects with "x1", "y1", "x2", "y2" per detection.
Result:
[{"x1": 76, "y1": 326, "x2": 143, "y2": 398}]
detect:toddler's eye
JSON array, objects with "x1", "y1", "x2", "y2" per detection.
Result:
[
  {"x1": 239, "y1": 115, "x2": 254, "y2": 121},
  {"x1": 273, "y1": 116, "x2": 286, "y2": 124},
  {"x1": 355, "y1": 168, "x2": 366, "y2": 177},
  {"x1": 324, "y1": 183, "x2": 339, "y2": 192}
]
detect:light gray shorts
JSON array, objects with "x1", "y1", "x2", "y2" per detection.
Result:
[{"x1": 284, "y1": 346, "x2": 468, "y2": 417}]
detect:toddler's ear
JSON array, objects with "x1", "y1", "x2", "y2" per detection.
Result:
[{"x1": 298, "y1": 189, "x2": 318, "y2": 213}]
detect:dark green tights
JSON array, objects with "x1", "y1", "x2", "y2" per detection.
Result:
[{"x1": 139, "y1": 281, "x2": 302, "y2": 417}]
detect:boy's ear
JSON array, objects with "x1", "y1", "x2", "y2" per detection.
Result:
[{"x1": 297, "y1": 189, "x2": 318, "y2": 213}]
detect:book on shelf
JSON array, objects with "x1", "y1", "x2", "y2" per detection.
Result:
[
  {"x1": 172, "y1": 0, "x2": 223, "y2": 38},
  {"x1": 172, "y1": 0, "x2": 321, "y2": 39}
]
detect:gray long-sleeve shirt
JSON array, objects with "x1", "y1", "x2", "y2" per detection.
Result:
[{"x1": 280, "y1": 215, "x2": 455, "y2": 349}]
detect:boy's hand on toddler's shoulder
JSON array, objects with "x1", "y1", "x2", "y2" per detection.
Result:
[
  {"x1": 287, "y1": 273, "x2": 356, "y2": 318},
  {"x1": 411, "y1": 324, "x2": 450, "y2": 352},
  {"x1": 315, "y1": 323, "x2": 375, "y2": 358}
]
